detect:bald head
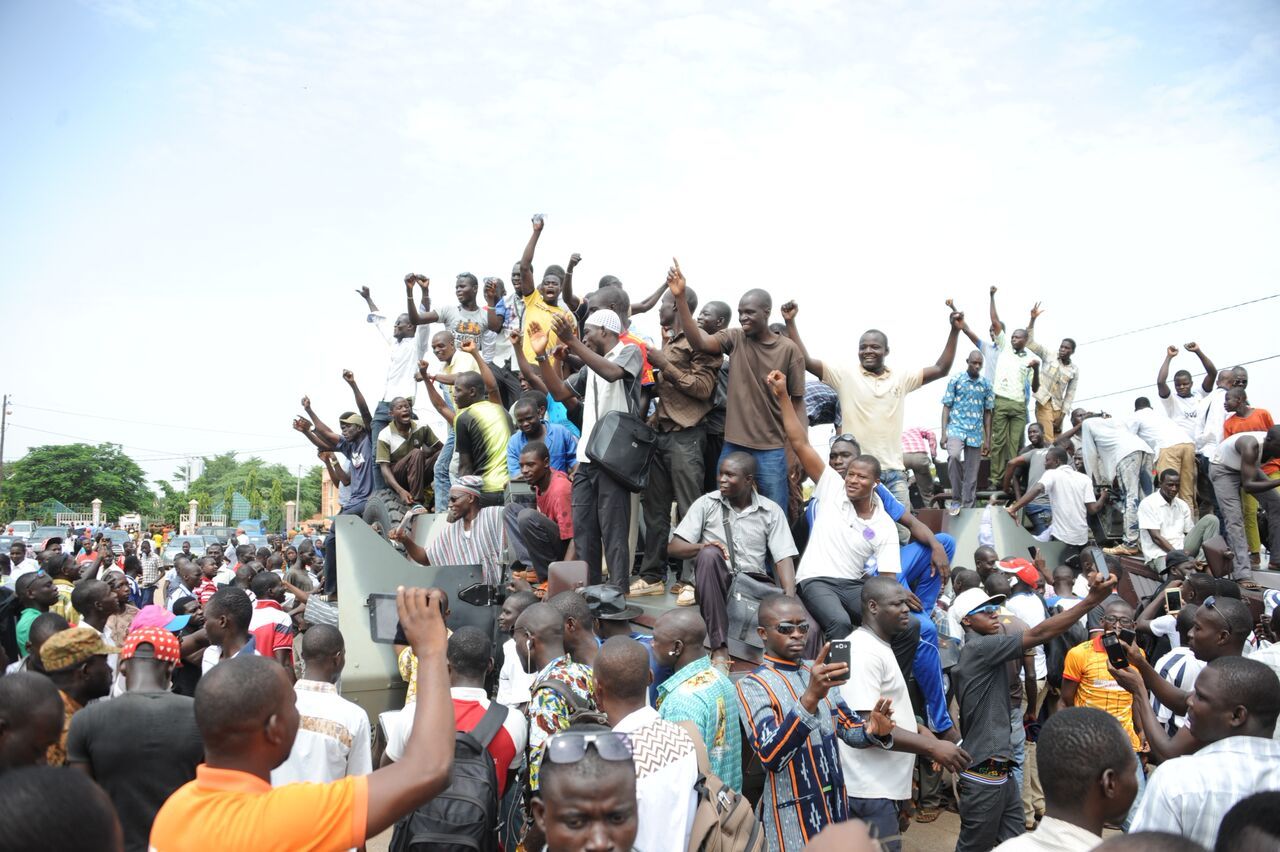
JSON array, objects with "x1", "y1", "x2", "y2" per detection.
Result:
[
  {"x1": 594, "y1": 636, "x2": 652, "y2": 703},
  {"x1": 194, "y1": 655, "x2": 294, "y2": 752},
  {"x1": 300, "y1": 624, "x2": 344, "y2": 661},
  {"x1": 862, "y1": 575, "x2": 904, "y2": 606},
  {"x1": 515, "y1": 602, "x2": 566, "y2": 641},
  {"x1": 654, "y1": 608, "x2": 706, "y2": 646},
  {"x1": 740, "y1": 288, "x2": 772, "y2": 311}
]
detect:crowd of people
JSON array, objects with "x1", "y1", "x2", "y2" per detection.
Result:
[{"x1": 2, "y1": 215, "x2": 1280, "y2": 852}]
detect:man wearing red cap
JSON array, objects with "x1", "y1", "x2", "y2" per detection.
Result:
[{"x1": 68, "y1": 626, "x2": 203, "y2": 852}]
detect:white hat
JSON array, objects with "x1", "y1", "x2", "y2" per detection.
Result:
[
  {"x1": 952, "y1": 588, "x2": 1006, "y2": 619},
  {"x1": 585, "y1": 309, "x2": 622, "y2": 335}
]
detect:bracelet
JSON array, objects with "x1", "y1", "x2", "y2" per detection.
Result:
[{"x1": 535, "y1": 354, "x2": 548, "y2": 362}]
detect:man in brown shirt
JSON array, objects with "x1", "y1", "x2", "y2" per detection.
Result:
[
  {"x1": 667, "y1": 260, "x2": 807, "y2": 517},
  {"x1": 631, "y1": 286, "x2": 722, "y2": 598}
]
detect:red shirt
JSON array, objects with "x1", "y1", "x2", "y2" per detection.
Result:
[
  {"x1": 535, "y1": 470, "x2": 574, "y2": 541},
  {"x1": 621, "y1": 330, "x2": 655, "y2": 387},
  {"x1": 249, "y1": 600, "x2": 295, "y2": 662},
  {"x1": 195, "y1": 578, "x2": 218, "y2": 606},
  {"x1": 454, "y1": 695, "x2": 518, "y2": 798}
]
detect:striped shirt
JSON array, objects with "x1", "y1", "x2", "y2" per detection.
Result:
[
  {"x1": 424, "y1": 506, "x2": 506, "y2": 585},
  {"x1": 248, "y1": 600, "x2": 295, "y2": 664},
  {"x1": 737, "y1": 655, "x2": 891, "y2": 851},
  {"x1": 1131, "y1": 736, "x2": 1280, "y2": 849},
  {"x1": 1150, "y1": 646, "x2": 1203, "y2": 735}
]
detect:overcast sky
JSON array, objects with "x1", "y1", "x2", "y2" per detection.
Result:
[{"x1": 2, "y1": 0, "x2": 1278, "y2": 493}]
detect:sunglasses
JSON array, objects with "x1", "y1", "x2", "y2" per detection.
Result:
[
  {"x1": 969, "y1": 605, "x2": 1000, "y2": 616},
  {"x1": 769, "y1": 621, "x2": 811, "y2": 636},
  {"x1": 544, "y1": 731, "x2": 633, "y2": 764},
  {"x1": 829, "y1": 433, "x2": 858, "y2": 447}
]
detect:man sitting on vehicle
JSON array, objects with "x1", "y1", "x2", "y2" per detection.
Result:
[
  {"x1": 505, "y1": 442, "x2": 574, "y2": 588},
  {"x1": 391, "y1": 476, "x2": 506, "y2": 586},
  {"x1": 375, "y1": 396, "x2": 442, "y2": 509}
]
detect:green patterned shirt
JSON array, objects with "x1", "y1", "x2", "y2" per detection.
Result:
[{"x1": 656, "y1": 656, "x2": 743, "y2": 791}]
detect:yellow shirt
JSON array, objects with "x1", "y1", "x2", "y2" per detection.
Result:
[
  {"x1": 520, "y1": 291, "x2": 577, "y2": 366},
  {"x1": 1063, "y1": 636, "x2": 1145, "y2": 749}
]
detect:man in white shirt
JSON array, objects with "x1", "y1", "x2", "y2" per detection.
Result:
[
  {"x1": 1065, "y1": 414, "x2": 1153, "y2": 555},
  {"x1": 1156, "y1": 343, "x2": 1219, "y2": 441},
  {"x1": 1138, "y1": 469, "x2": 1220, "y2": 574},
  {"x1": 838, "y1": 577, "x2": 969, "y2": 852},
  {"x1": 357, "y1": 278, "x2": 430, "y2": 489},
  {"x1": 8, "y1": 540, "x2": 39, "y2": 584},
  {"x1": 532, "y1": 309, "x2": 642, "y2": 591},
  {"x1": 594, "y1": 636, "x2": 698, "y2": 852},
  {"x1": 1131, "y1": 657, "x2": 1280, "y2": 849},
  {"x1": 993, "y1": 706, "x2": 1139, "y2": 851},
  {"x1": 271, "y1": 625, "x2": 372, "y2": 785},
  {"x1": 1130, "y1": 397, "x2": 1199, "y2": 514},
  {"x1": 1007, "y1": 446, "x2": 1108, "y2": 561},
  {"x1": 496, "y1": 590, "x2": 539, "y2": 708}
]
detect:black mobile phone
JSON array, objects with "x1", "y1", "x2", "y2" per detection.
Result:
[
  {"x1": 1165, "y1": 588, "x2": 1182, "y2": 614},
  {"x1": 1118, "y1": 627, "x2": 1136, "y2": 645},
  {"x1": 1088, "y1": 546, "x2": 1109, "y2": 578},
  {"x1": 1102, "y1": 632, "x2": 1129, "y2": 668},
  {"x1": 826, "y1": 640, "x2": 851, "y2": 680},
  {"x1": 1027, "y1": 546, "x2": 1038, "y2": 560},
  {"x1": 367, "y1": 591, "x2": 445, "y2": 644}
]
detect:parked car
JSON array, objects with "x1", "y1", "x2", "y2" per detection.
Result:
[
  {"x1": 196, "y1": 526, "x2": 236, "y2": 544},
  {"x1": 31, "y1": 526, "x2": 71, "y2": 552},
  {"x1": 102, "y1": 529, "x2": 131, "y2": 552},
  {"x1": 0, "y1": 535, "x2": 16, "y2": 554},
  {"x1": 163, "y1": 535, "x2": 210, "y2": 566},
  {"x1": 5, "y1": 521, "x2": 36, "y2": 540}
]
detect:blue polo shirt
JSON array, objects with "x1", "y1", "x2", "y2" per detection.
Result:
[{"x1": 506, "y1": 421, "x2": 579, "y2": 479}]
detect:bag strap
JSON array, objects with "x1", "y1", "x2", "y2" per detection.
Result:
[
  {"x1": 469, "y1": 699, "x2": 509, "y2": 749},
  {"x1": 531, "y1": 676, "x2": 588, "y2": 712},
  {"x1": 673, "y1": 720, "x2": 712, "y2": 778},
  {"x1": 719, "y1": 500, "x2": 740, "y2": 575}
]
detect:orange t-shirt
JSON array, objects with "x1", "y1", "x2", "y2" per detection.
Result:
[
  {"x1": 149, "y1": 765, "x2": 368, "y2": 852},
  {"x1": 1224, "y1": 408, "x2": 1274, "y2": 438},
  {"x1": 1062, "y1": 636, "x2": 1145, "y2": 750}
]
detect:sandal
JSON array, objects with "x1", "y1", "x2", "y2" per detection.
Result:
[
  {"x1": 1239, "y1": 579, "x2": 1263, "y2": 591},
  {"x1": 915, "y1": 807, "x2": 941, "y2": 824}
]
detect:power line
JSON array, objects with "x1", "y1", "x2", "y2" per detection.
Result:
[
  {"x1": 7, "y1": 424, "x2": 297, "y2": 462},
  {"x1": 1073, "y1": 352, "x2": 1280, "y2": 405},
  {"x1": 14, "y1": 403, "x2": 283, "y2": 439},
  {"x1": 1079, "y1": 294, "x2": 1280, "y2": 346}
]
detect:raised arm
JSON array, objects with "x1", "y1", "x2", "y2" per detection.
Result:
[
  {"x1": 319, "y1": 451, "x2": 350, "y2": 488},
  {"x1": 1022, "y1": 574, "x2": 1118, "y2": 649},
  {"x1": 417, "y1": 363, "x2": 456, "y2": 425},
  {"x1": 1025, "y1": 302, "x2": 1049, "y2": 360},
  {"x1": 508, "y1": 329, "x2": 548, "y2": 393},
  {"x1": 1135, "y1": 581, "x2": 1174, "y2": 636},
  {"x1": 458, "y1": 339, "x2": 501, "y2": 403},
  {"x1": 405, "y1": 275, "x2": 440, "y2": 325},
  {"x1": 301, "y1": 395, "x2": 340, "y2": 448},
  {"x1": 294, "y1": 416, "x2": 337, "y2": 452},
  {"x1": 629, "y1": 281, "x2": 668, "y2": 316},
  {"x1": 1156, "y1": 346, "x2": 1178, "y2": 399},
  {"x1": 364, "y1": 588, "x2": 455, "y2": 836},
  {"x1": 766, "y1": 370, "x2": 824, "y2": 482},
  {"x1": 1186, "y1": 342, "x2": 1217, "y2": 394},
  {"x1": 561, "y1": 252, "x2": 582, "y2": 310},
  {"x1": 989, "y1": 285, "x2": 1003, "y2": 336},
  {"x1": 958, "y1": 316, "x2": 983, "y2": 349},
  {"x1": 550, "y1": 314, "x2": 625, "y2": 382},
  {"x1": 1107, "y1": 659, "x2": 1203, "y2": 763},
  {"x1": 344, "y1": 370, "x2": 374, "y2": 427},
  {"x1": 355, "y1": 285, "x2": 380, "y2": 314},
  {"x1": 779, "y1": 301, "x2": 824, "y2": 379},
  {"x1": 528, "y1": 324, "x2": 579, "y2": 409},
  {"x1": 482, "y1": 279, "x2": 506, "y2": 333},
  {"x1": 667, "y1": 259, "x2": 722, "y2": 354},
  {"x1": 517, "y1": 217, "x2": 543, "y2": 298},
  {"x1": 920, "y1": 311, "x2": 965, "y2": 385}
]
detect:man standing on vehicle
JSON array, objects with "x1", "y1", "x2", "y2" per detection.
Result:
[{"x1": 295, "y1": 371, "x2": 376, "y2": 597}]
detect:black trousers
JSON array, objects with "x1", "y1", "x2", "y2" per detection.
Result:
[
  {"x1": 572, "y1": 462, "x2": 633, "y2": 590},
  {"x1": 640, "y1": 426, "x2": 706, "y2": 582},
  {"x1": 702, "y1": 431, "x2": 725, "y2": 493},
  {"x1": 798, "y1": 575, "x2": 920, "y2": 681},
  {"x1": 504, "y1": 504, "x2": 569, "y2": 583}
]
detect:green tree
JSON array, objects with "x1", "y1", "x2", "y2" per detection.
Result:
[
  {"x1": 3, "y1": 444, "x2": 150, "y2": 519},
  {"x1": 267, "y1": 478, "x2": 284, "y2": 532}
]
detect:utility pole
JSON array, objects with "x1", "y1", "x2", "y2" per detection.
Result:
[
  {"x1": 295, "y1": 464, "x2": 301, "y2": 506},
  {"x1": 0, "y1": 394, "x2": 9, "y2": 495}
]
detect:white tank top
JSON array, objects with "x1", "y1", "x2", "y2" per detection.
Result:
[{"x1": 1212, "y1": 431, "x2": 1267, "y2": 470}]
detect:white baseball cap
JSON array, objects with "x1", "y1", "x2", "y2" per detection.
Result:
[{"x1": 952, "y1": 588, "x2": 1006, "y2": 619}]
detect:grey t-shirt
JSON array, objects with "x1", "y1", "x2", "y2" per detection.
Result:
[
  {"x1": 953, "y1": 631, "x2": 1025, "y2": 767},
  {"x1": 66, "y1": 690, "x2": 204, "y2": 852},
  {"x1": 437, "y1": 303, "x2": 496, "y2": 362},
  {"x1": 1026, "y1": 448, "x2": 1051, "y2": 508}
]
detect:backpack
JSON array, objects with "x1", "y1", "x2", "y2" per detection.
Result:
[
  {"x1": 674, "y1": 721, "x2": 766, "y2": 852},
  {"x1": 389, "y1": 700, "x2": 507, "y2": 852}
]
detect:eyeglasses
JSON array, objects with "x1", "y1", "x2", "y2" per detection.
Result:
[
  {"x1": 769, "y1": 621, "x2": 811, "y2": 636},
  {"x1": 829, "y1": 433, "x2": 858, "y2": 447},
  {"x1": 1203, "y1": 596, "x2": 1217, "y2": 610},
  {"x1": 1101, "y1": 615, "x2": 1136, "y2": 627},
  {"x1": 969, "y1": 605, "x2": 1000, "y2": 615},
  {"x1": 544, "y1": 731, "x2": 633, "y2": 764}
]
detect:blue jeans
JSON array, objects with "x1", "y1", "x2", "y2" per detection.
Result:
[
  {"x1": 1024, "y1": 504, "x2": 1052, "y2": 535},
  {"x1": 434, "y1": 428, "x2": 455, "y2": 512},
  {"x1": 717, "y1": 442, "x2": 788, "y2": 516},
  {"x1": 1009, "y1": 705, "x2": 1026, "y2": 796},
  {"x1": 898, "y1": 533, "x2": 955, "y2": 732},
  {"x1": 371, "y1": 402, "x2": 393, "y2": 491},
  {"x1": 848, "y1": 797, "x2": 900, "y2": 852},
  {"x1": 1122, "y1": 751, "x2": 1146, "y2": 832}
]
